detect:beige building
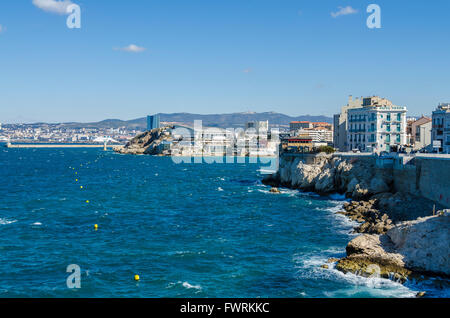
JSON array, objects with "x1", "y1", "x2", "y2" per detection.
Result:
[
  {"x1": 411, "y1": 116, "x2": 432, "y2": 150},
  {"x1": 333, "y1": 95, "x2": 363, "y2": 151}
]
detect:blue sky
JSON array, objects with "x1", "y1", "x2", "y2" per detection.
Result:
[{"x1": 0, "y1": 0, "x2": 449, "y2": 123}]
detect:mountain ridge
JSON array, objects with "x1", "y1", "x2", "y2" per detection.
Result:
[{"x1": 11, "y1": 112, "x2": 333, "y2": 130}]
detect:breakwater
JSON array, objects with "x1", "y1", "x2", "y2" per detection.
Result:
[{"x1": 6, "y1": 144, "x2": 115, "y2": 149}]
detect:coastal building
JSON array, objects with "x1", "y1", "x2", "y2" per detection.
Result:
[
  {"x1": 406, "y1": 117, "x2": 418, "y2": 145},
  {"x1": 431, "y1": 103, "x2": 450, "y2": 153},
  {"x1": 347, "y1": 96, "x2": 407, "y2": 153},
  {"x1": 287, "y1": 136, "x2": 313, "y2": 152},
  {"x1": 311, "y1": 122, "x2": 332, "y2": 130},
  {"x1": 293, "y1": 128, "x2": 333, "y2": 145},
  {"x1": 147, "y1": 114, "x2": 161, "y2": 131},
  {"x1": 289, "y1": 121, "x2": 312, "y2": 132},
  {"x1": 410, "y1": 116, "x2": 432, "y2": 150},
  {"x1": 333, "y1": 95, "x2": 364, "y2": 151}
]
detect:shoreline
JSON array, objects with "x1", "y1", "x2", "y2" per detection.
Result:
[
  {"x1": 269, "y1": 185, "x2": 450, "y2": 296},
  {"x1": 263, "y1": 153, "x2": 450, "y2": 295}
]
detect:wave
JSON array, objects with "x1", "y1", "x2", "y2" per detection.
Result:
[
  {"x1": 182, "y1": 281, "x2": 202, "y2": 290},
  {"x1": 0, "y1": 218, "x2": 17, "y2": 225},
  {"x1": 293, "y1": 252, "x2": 416, "y2": 298}
]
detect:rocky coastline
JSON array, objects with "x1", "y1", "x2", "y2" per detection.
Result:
[
  {"x1": 262, "y1": 153, "x2": 450, "y2": 289},
  {"x1": 113, "y1": 127, "x2": 174, "y2": 155}
]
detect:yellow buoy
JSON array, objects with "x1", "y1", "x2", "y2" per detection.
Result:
[
  {"x1": 75, "y1": 179, "x2": 78, "y2": 182},
  {"x1": 86, "y1": 200, "x2": 90, "y2": 203},
  {"x1": 134, "y1": 275, "x2": 140, "y2": 281},
  {"x1": 94, "y1": 224, "x2": 98, "y2": 230},
  {"x1": 80, "y1": 186, "x2": 83, "y2": 189}
]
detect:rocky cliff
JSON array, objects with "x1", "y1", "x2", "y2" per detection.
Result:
[
  {"x1": 263, "y1": 154, "x2": 449, "y2": 280},
  {"x1": 336, "y1": 212, "x2": 449, "y2": 280},
  {"x1": 263, "y1": 154, "x2": 443, "y2": 222}
]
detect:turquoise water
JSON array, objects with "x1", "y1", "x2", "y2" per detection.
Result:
[{"x1": 0, "y1": 148, "x2": 439, "y2": 298}]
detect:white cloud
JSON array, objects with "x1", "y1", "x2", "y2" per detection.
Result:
[
  {"x1": 243, "y1": 68, "x2": 252, "y2": 73},
  {"x1": 114, "y1": 44, "x2": 147, "y2": 53},
  {"x1": 0, "y1": 25, "x2": 3, "y2": 33},
  {"x1": 32, "y1": 0, "x2": 75, "y2": 15},
  {"x1": 331, "y1": 6, "x2": 358, "y2": 18}
]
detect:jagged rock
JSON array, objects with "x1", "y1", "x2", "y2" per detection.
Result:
[
  {"x1": 314, "y1": 168, "x2": 336, "y2": 193},
  {"x1": 336, "y1": 234, "x2": 411, "y2": 282},
  {"x1": 327, "y1": 258, "x2": 340, "y2": 263},
  {"x1": 387, "y1": 213, "x2": 450, "y2": 275}
]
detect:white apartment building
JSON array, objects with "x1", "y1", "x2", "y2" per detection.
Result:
[
  {"x1": 347, "y1": 96, "x2": 407, "y2": 153},
  {"x1": 431, "y1": 103, "x2": 450, "y2": 154}
]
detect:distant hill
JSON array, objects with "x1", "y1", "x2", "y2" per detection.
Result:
[{"x1": 61, "y1": 112, "x2": 332, "y2": 130}]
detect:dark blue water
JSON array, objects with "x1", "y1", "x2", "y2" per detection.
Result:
[{"x1": 0, "y1": 148, "x2": 427, "y2": 297}]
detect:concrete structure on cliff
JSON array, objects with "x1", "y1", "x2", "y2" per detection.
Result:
[
  {"x1": 431, "y1": 103, "x2": 450, "y2": 154},
  {"x1": 346, "y1": 96, "x2": 407, "y2": 153}
]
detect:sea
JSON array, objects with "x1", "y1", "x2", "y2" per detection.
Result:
[{"x1": 0, "y1": 147, "x2": 447, "y2": 298}]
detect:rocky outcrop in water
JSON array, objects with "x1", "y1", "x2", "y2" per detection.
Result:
[
  {"x1": 114, "y1": 127, "x2": 173, "y2": 155},
  {"x1": 336, "y1": 234, "x2": 411, "y2": 282},
  {"x1": 336, "y1": 212, "x2": 450, "y2": 280},
  {"x1": 337, "y1": 200, "x2": 393, "y2": 235}
]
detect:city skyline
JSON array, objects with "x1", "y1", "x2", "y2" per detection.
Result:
[{"x1": 0, "y1": 0, "x2": 449, "y2": 123}]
